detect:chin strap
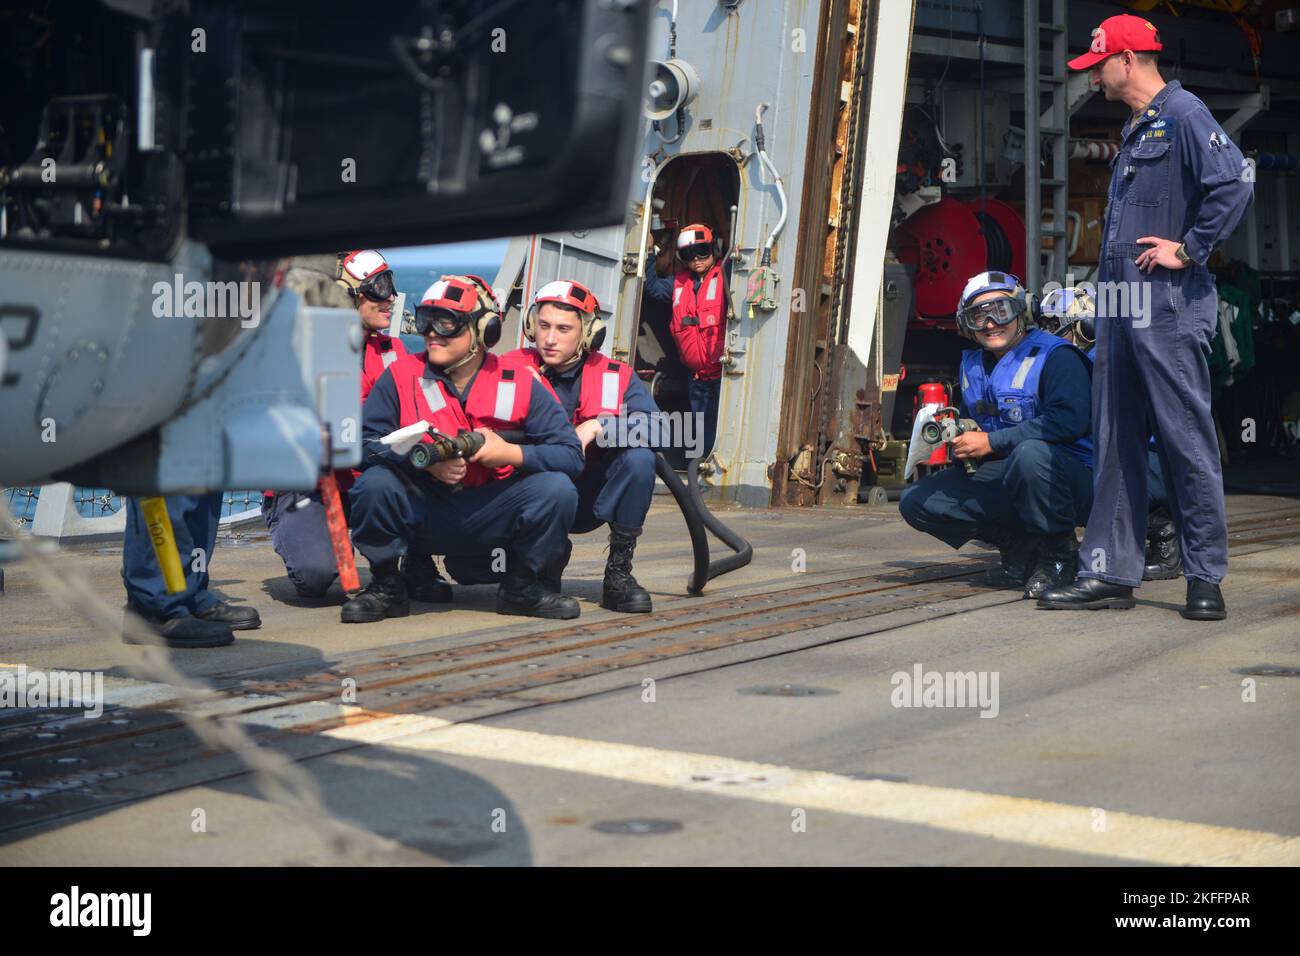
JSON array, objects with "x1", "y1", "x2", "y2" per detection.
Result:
[
  {"x1": 444, "y1": 341, "x2": 480, "y2": 373},
  {"x1": 551, "y1": 350, "x2": 584, "y2": 374}
]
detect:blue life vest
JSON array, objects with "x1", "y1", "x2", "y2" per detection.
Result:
[{"x1": 959, "y1": 329, "x2": 1093, "y2": 466}]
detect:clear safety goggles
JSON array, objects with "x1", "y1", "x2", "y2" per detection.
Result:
[
  {"x1": 956, "y1": 296, "x2": 1026, "y2": 335},
  {"x1": 414, "y1": 306, "x2": 470, "y2": 338}
]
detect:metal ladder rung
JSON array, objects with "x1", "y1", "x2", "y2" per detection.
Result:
[{"x1": 1026, "y1": 0, "x2": 1070, "y2": 294}]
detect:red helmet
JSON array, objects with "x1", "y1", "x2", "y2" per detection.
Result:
[
  {"x1": 337, "y1": 249, "x2": 395, "y2": 301},
  {"x1": 533, "y1": 279, "x2": 600, "y2": 315},
  {"x1": 461, "y1": 274, "x2": 501, "y2": 312},
  {"x1": 418, "y1": 277, "x2": 479, "y2": 315},
  {"x1": 526, "y1": 279, "x2": 605, "y2": 353},
  {"x1": 677, "y1": 224, "x2": 715, "y2": 248},
  {"x1": 676, "y1": 224, "x2": 718, "y2": 262}
]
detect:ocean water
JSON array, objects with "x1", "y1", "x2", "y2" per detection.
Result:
[
  {"x1": 389, "y1": 262, "x2": 503, "y2": 353},
  {"x1": 389, "y1": 263, "x2": 502, "y2": 303}
]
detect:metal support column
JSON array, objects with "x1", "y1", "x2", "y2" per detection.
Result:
[{"x1": 1024, "y1": 0, "x2": 1069, "y2": 293}]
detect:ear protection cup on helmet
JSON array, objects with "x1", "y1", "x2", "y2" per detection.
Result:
[
  {"x1": 335, "y1": 252, "x2": 357, "y2": 299},
  {"x1": 583, "y1": 317, "x2": 607, "y2": 353},
  {"x1": 475, "y1": 311, "x2": 502, "y2": 349},
  {"x1": 437, "y1": 274, "x2": 502, "y2": 350},
  {"x1": 1076, "y1": 315, "x2": 1096, "y2": 345}
]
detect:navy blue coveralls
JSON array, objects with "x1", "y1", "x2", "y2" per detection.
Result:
[
  {"x1": 1080, "y1": 81, "x2": 1252, "y2": 587},
  {"x1": 122, "y1": 494, "x2": 223, "y2": 620},
  {"x1": 541, "y1": 361, "x2": 660, "y2": 534},
  {"x1": 261, "y1": 486, "x2": 347, "y2": 599},
  {"x1": 1084, "y1": 345, "x2": 1169, "y2": 513},
  {"x1": 899, "y1": 332, "x2": 1094, "y2": 547},
  {"x1": 350, "y1": 358, "x2": 583, "y2": 584}
]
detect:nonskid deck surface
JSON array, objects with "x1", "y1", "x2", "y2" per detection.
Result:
[{"x1": 1, "y1": 496, "x2": 1298, "y2": 865}]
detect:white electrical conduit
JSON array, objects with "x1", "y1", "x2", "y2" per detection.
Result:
[
  {"x1": 636, "y1": 157, "x2": 668, "y2": 280},
  {"x1": 754, "y1": 103, "x2": 788, "y2": 265}
]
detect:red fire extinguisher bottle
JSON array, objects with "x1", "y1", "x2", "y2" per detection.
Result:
[{"x1": 916, "y1": 381, "x2": 951, "y2": 467}]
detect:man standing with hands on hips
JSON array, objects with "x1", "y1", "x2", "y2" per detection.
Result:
[{"x1": 1038, "y1": 14, "x2": 1252, "y2": 620}]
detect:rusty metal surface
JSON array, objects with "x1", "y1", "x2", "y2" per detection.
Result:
[{"x1": 773, "y1": 0, "x2": 857, "y2": 507}]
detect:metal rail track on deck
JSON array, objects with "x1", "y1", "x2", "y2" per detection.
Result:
[{"x1": 2, "y1": 506, "x2": 1298, "y2": 837}]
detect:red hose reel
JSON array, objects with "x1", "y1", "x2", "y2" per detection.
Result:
[{"x1": 893, "y1": 197, "x2": 1026, "y2": 324}]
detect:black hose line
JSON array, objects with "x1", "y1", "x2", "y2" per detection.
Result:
[
  {"x1": 653, "y1": 453, "x2": 754, "y2": 594},
  {"x1": 652, "y1": 453, "x2": 713, "y2": 594},
  {"x1": 974, "y1": 211, "x2": 1012, "y2": 273},
  {"x1": 407, "y1": 429, "x2": 754, "y2": 593}
]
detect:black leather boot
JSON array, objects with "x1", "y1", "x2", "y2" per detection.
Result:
[
  {"x1": 497, "y1": 566, "x2": 580, "y2": 620},
  {"x1": 124, "y1": 604, "x2": 234, "y2": 648},
  {"x1": 1023, "y1": 531, "x2": 1078, "y2": 600},
  {"x1": 1183, "y1": 578, "x2": 1227, "y2": 621},
  {"x1": 195, "y1": 601, "x2": 262, "y2": 630},
  {"x1": 601, "y1": 525, "x2": 652, "y2": 613},
  {"x1": 1143, "y1": 509, "x2": 1183, "y2": 581},
  {"x1": 1037, "y1": 577, "x2": 1135, "y2": 610},
  {"x1": 977, "y1": 527, "x2": 1037, "y2": 589},
  {"x1": 341, "y1": 560, "x2": 411, "y2": 623},
  {"x1": 539, "y1": 539, "x2": 573, "y2": 593},
  {"x1": 402, "y1": 553, "x2": 452, "y2": 603}
]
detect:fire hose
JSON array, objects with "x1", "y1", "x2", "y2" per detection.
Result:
[{"x1": 920, "y1": 407, "x2": 980, "y2": 476}]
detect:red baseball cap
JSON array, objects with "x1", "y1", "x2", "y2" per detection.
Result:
[{"x1": 1067, "y1": 14, "x2": 1163, "y2": 71}]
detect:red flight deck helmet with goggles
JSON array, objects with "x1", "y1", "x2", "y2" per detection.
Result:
[
  {"x1": 414, "y1": 277, "x2": 502, "y2": 374},
  {"x1": 1067, "y1": 14, "x2": 1162, "y2": 71},
  {"x1": 525, "y1": 279, "x2": 606, "y2": 356},
  {"x1": 676, "y1": 223, "x2": 718, "y2": 262},
  {"x1": 336, "y1": 249, "x2": 396, "y2": 302}
]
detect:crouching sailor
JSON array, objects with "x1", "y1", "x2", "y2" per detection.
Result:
[
  {"x1": 899, "y1": 272, "x2": 1095, "y2": 599},
  {"x1": 344, "y1": 276, "x2": 584, "y2": 623},
  {"x1": 261, "y1": 249, "x2": 453, "y2": 603},
  {"x1": 502, "y1": 280, "x2": 660, "y2": 613}
]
